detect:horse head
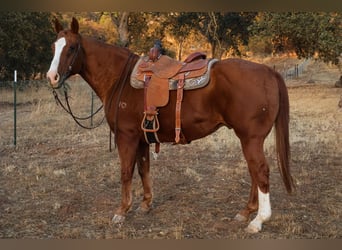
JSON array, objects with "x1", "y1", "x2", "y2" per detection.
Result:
[{"x1": 47, "y1": 17, "x2": 83, "y2": 89}]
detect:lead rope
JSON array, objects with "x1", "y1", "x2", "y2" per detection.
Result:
[
  {"x1": 52, "y1": 52, "x2": 136, "y2": 145},
  {"x1": 52, "y1": 87, "x2": 105, "y2": 129},
  {"x1": 51, "y1": 37, "x2": 105, "y2": 129}
]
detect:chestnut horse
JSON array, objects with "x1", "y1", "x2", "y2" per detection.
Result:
[{"x1": 47, "y1": 18, "x2": 295, "y2": 233}]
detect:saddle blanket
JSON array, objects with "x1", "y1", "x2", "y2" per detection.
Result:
[{"x1": 130, "y1": 57, "x2": 219, "y2": 90}]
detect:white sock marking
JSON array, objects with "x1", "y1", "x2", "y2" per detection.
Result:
[{"x1": 247, "y1": 187, "x2": 272, "y2": 232}]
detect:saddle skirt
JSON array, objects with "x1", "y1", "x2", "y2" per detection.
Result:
[{"x1": 130, "y1": 56, "x2": 218, "y2": 91}]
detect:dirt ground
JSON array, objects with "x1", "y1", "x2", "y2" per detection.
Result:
[{"x1": 0, "y1": 59, "x2": 341, "y2": 239}]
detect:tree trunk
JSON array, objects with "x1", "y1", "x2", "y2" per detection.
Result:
[
  {"x1": 211, "y1": 42, "x2": 217, "y2": 59},
  {"x1": 177, "y1": 40, "x2": 183, "y2": 60},
  {"x1": 211, "y1": 42, "x2": 225, "y2": 59},
  {"x1": 118, "y1": 12, "x2": 129, "y2": 47}
]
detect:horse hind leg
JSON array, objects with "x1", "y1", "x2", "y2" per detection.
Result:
[
  {"x1": 236, "y1": 137, "x2": 272, "y2": 233},
  {"x1": 234, "y1": 180, "x2": 258, "y2": 222}
]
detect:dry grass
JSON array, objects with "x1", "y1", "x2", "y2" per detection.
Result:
[{"x1": 0, "y1": 60, "x2": 341, "y2": 239}]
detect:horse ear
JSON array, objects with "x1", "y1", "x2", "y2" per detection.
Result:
[
  {"x1": 54, "y1": 18, "x2": 63, "y2": 33},
  {"x1": 71, "y1": 17, "x2": 79, "y2": 34}
]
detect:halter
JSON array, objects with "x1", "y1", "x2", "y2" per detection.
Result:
[
  {"x1": 52, "y1": 41, "x2": 137, "y2": 132},
  {"x1": 52, "y1": 87, "x2": 105, "y2": 129},
  {"x1": 52, "y1": 37, "x2": 105, "y2": 129},
  {"x1": 59, "y1": 38, "x2": 82, "y2": 85}
]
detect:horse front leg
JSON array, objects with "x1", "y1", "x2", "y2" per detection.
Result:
[
  {"x1": 136, "y1": 142, "x2": 153, "y2": 212},
  {"x1": 112, "y1": 134, "x2": 139, "y2": 224}
]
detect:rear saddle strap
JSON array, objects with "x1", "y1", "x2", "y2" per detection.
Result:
[{"x1": 175, "y1": 74, "x2": 185, "y2": 143}]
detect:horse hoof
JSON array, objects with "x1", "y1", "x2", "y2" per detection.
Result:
[
  {"x1": 234, "y1": 213, "x2": 248, "y2": 222},
  {"x1": 112, "y1": 214, "x2": 125, "y2": 224},
  {"x1": 245, "y1": 222, "x2": 261, "y2": 233},
  {"x1": 136, "y1": 205, "x2": 151, "y2": 214}
]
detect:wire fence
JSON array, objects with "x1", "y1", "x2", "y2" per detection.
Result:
[
  {"x1": 274, "y1": 59, "x2": 311, "y2": 80},
  {"x1": 0, "y1": 75, "x2": 101, "y2": 147},
  {"x1": 1, "y1": 79, "x2": 47, "y2": 147}
]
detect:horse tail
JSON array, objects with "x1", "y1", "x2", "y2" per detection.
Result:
[{"x1": 274, "y1": 72, "x2": 295, "y2": 194}]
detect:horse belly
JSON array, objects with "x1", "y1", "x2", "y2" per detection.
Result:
[{"x1": 156, "y1": 88, "x2": 226, "y2": 143}]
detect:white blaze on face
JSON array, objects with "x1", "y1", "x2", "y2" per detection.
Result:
[{"x1": 47, "y1": 37, "x2": 66, "y2": 87}]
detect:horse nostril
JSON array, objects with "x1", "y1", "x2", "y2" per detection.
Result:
[
  {"x1": 46, "y1": 72, "x2": 60, "y2": 87},
  {"x1": 55, "y1": 73, "x2": 60, "y2": 82}
]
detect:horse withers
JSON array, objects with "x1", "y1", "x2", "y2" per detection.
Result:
[{"x1": 46, "y1": 17, "x2": 295, "y2": 233}]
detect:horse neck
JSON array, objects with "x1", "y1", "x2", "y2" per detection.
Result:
[{"x1": 79, "y1": 37, "x2": 134, "y2": 103}]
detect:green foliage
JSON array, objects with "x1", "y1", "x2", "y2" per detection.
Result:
[
  {"x1": 127, "y1": 12, "x2": 177, "y2": 56},
  {"x1": 0, "y1": 12, "x2": 55, "y2": 81},
  {"x1": 126, "y1": 12, "x2": 152, "y2": 53},
  {"x1": 58, "y1": 12, "x2": 119, "y2": 44},
  {"x1": 2, "y1": 12, "x2": 339, "y2": 82},
  {"x1": 195, "y1": 12, "x2": 257, "y2": 58},
  {"x1": 163, "y1": 12, "x2": 199, "y2": 59},
  {"x1": 150, "y1": 12, "x2": 257, "y2": 59},
  {"x1": 165, "y1": 12, "x2": 198, "y2": 40},
  {"x1": 250, "y1": 12, "x2": 342, "y2": 65}
]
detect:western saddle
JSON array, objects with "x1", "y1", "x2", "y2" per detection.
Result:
[{"x1": 133, "y1": 44, "x2": 213, "y2": 149}]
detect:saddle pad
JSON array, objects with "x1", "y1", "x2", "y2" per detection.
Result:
[{"x1": 131, "y1": 58, "x2": 218, "y2": 90}]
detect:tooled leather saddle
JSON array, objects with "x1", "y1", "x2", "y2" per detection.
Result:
[{"x1": 130, "y1": 45, "x2": 218, "y2": 148}]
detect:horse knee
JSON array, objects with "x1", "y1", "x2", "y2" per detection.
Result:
[{"x1": 121, "y1": 166, "x2": 134, "y2": 182}]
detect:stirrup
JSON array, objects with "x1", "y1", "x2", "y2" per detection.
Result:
[{"x1": 141, "y1": 112, "x2": 160, "y2": 133}]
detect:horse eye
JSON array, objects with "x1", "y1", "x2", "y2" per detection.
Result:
[{"x1": 69, "y1": 46, "x2": 75, "y2": 52}]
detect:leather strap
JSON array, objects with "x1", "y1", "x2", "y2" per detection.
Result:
[
  {"x1": 142, "y1": 73, "x2": 160, "y2": 151},
  {"x1": 143, "y1": 74, "x2": 151, "y2": 111},
  {"x1": 142, "y1": 73, "x2": 159, "y2": 132},
  {"x1": 175, "y1": 74, "x2": 185, "y2": 143}
]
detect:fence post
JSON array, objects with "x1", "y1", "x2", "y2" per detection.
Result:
[{"x1": 13, "y1": 70, "x2": 17, "y2": 146}]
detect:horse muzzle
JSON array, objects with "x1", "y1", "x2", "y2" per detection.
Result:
[{"x1": 47, "y1": 71, "x2": 63, "y2": 89}]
